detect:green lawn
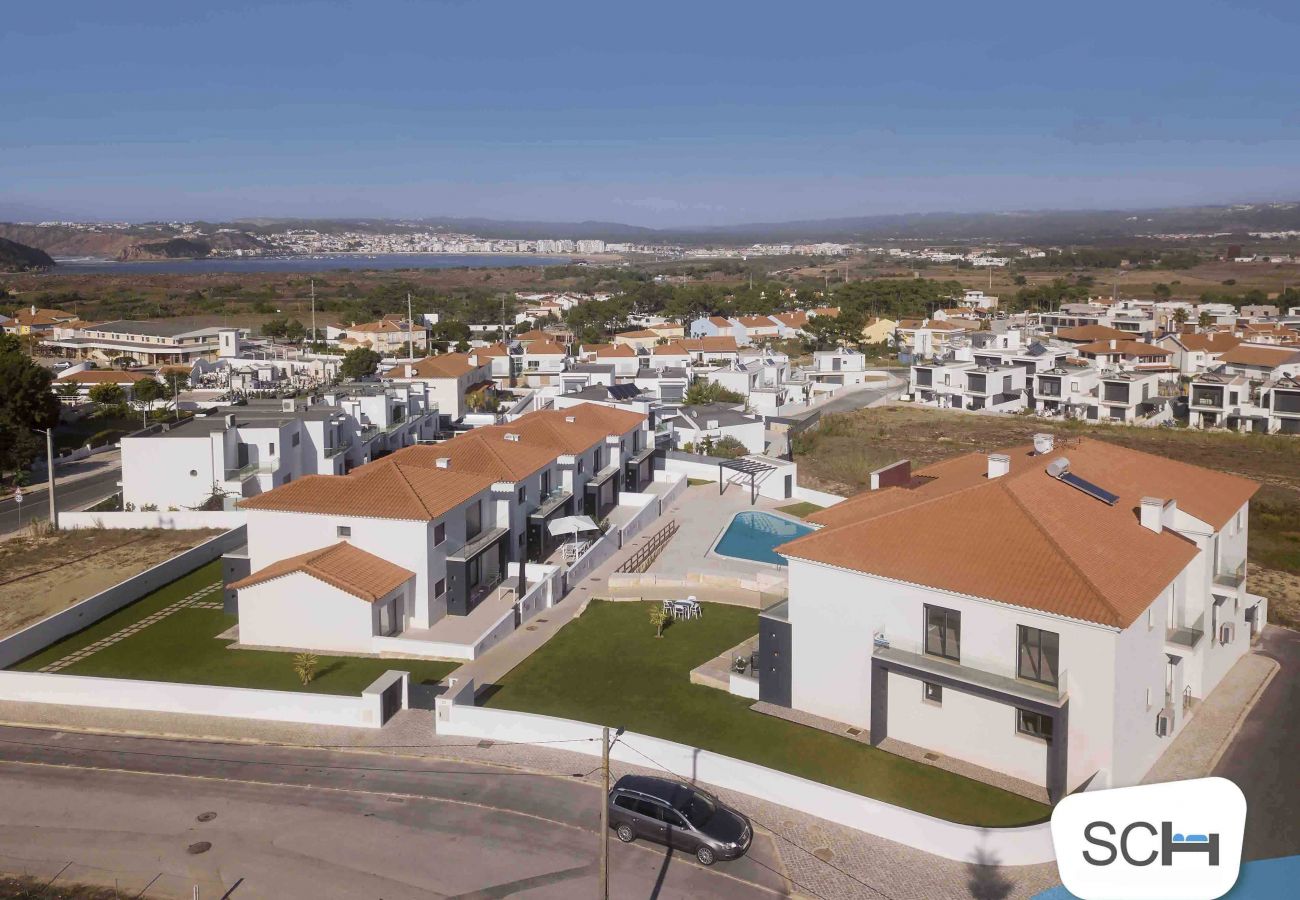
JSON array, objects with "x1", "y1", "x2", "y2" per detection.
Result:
[
  {"x1": 484, "y1": 600, "x2": 1049, "y2": 827},
  {"x1": 775, "y1": 501, "x2": 823, "y2": 519},
  {"x1": 12, "y1": 561, "x2": 457, "y2": 694}
]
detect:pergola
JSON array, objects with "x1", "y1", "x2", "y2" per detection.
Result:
[{"x1": 718, "y1": 457, "x2": 776, "y2": 505}]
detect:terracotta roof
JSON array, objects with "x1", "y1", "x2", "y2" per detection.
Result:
[
  {"x1": 738, "y1": 316, "x2": 777, "y2": 328},
  {"x1": 239, "y1": 403, "x2": 645, "y2": 520},
  {"x1": 1169, "y1": 332, "x2": 1241, "y2": 353},
  {"x1": 391, "y1": 353, "x2": 481, "y2": 379},
  {"x1": 526, "y1": 340, "x2": 567, "y2": 356},
  {"x1": 514, "y1": 329, "x2": 554, "y2": 342},
  {"x1": 586, "y1": 343, "x2": 637, "y2": 358},
  {"x1": 898, "y1": 319, "x2": 965, "y2": 331},
  {"x1": 348, "y1": 319, "x2": 411, "y2": 334},
  {"x1": 56, "y1": 370, "x2": 158, "y2": 384},
  {"x1": 771, "y1": 311, "x2": 809, "y2": 328},
  {"x1": 708, "y1": 316, "x2": 733, "y2": 328},
  {"x1": 230, "y1": 542, "x2": 414, "y2": 602},
  {"x1": 1075, "y1": 340, "x2": 1171, "y2": 356},
  {"x1": 652, "y1": 342, "x2": 690, "y2": 356},
  {"x1": 809, "y1": 307, "x2": 840, "y2": 318},
  {"x1": 680, "y1": 337, "x2": 739, "y2": 353},
  {"x1": 784, "y1": 437, "x2": 1257, "y2": 628},
  {"x1": 1057, "y1": 325, "x2": 1131, "y2": 342},
  {"x1": 616, "y1": 329, "x2": 659, "y2": 339},
  {"x1": 474, "y1": 343, "x2": 510, "y2": 357},
  {"x1": 1217, "y1": 344, "x2": 1300, "y2": 367}
]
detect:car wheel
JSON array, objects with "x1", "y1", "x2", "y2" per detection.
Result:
[
  {"x1": 616, "y1": 824, "x2": 635, "y2": 843},
  {"x1": 696, "y1": 846, "x2": 716, "y2": 866}
]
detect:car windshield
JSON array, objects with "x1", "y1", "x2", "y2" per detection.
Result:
[{"x1": 675, "y1": 792, "x2": 716, "y2": 829}]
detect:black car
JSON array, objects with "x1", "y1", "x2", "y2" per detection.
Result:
[{"x1": 608, "y1": 774, "x2": 752, "y2": 865}]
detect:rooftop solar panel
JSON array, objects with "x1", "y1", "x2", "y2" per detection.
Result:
[{"x1": 1059, "y1": 471, "x2": 1119, "y2": 506}]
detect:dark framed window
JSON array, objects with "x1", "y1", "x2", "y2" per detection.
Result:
[
  {"x1": 518, "y1": 486, "x2": 526, "y2": 503},
  {"x1": 433, "y1": 522, "x2": 446, "y2": 546},
  {"x1": 291, "y1": 432, "x2": 300, "y2": 447},
  {"x1": 923, "y1": 682, "x2": 943, "y2": 704},
  {"x1": 924, "y1": 604, "x2": 961, "y2": 661},
  {"x1": 336, "y1": 525, "x2": 351, "y2": 538},
  {"x1": 1017, "y1": 626, "x2": 1060, "y2": 686},
  {"x1": 434, "y1": 578, "x2": 446, "y2": 597},
  {"x1": 1016, "y1": 708, "x2": 1053, "y2": 742}
]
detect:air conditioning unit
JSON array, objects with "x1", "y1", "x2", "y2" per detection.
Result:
[
  {"x1": 1219, "y1": 622, "x2": 1235, "y2": 645},
  {"x1": 281, "y1": 399, "x2": 295, "y2": 412},
  {"x1": 1156, "y1": 708, "x2": 1174, "y2": 737}
]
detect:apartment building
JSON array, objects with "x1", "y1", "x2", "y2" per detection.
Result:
[
  {"x1": 763, "y1": 436, "x2": 1262, "y2": 801},
  {"x1": 228, "y1": 404, "x2": 650, "y2": 653},
  {"x1": 384, "y1": 352, "x2": 495, "y2": 421},
  {"x1": 120, "y1": 387, "x2": 437, "y2": 511}
]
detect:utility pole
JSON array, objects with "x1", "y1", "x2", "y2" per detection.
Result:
[
  {"x1": 45, "y1": 428, "x2": 56, "y2": 530},
  {"x1": 310, "y1": 279, "x2": 317, "y2": 347},
  {"x1": 407, "y1": 292, "x2": 415, "y2": 360},
  {"x1": 598, "y1": 725, "x2": 624, "y2": 900}
]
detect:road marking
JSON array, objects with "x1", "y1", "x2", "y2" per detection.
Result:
[{"x1": 0, "y1": 758, "x2": 789, "y2": 896}]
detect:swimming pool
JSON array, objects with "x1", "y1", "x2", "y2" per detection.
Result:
[{"x1": 713, "y1": 511, "x2": 815, "y2": 566}]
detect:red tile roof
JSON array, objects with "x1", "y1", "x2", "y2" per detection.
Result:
[
  {"x1": 230, "y1": 542, "x2": 414, "y2": 601},
  {"x1": 785, "y1": 437, "x2": 1257, "y2": 627}
]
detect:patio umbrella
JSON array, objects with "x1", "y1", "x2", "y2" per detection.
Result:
[{"x1": 547, "y1": 515, "x2": 600, "y2": 537}]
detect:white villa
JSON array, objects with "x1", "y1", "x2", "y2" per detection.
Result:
[{"x1": 762, "y1": 435, "x2": 1264, "y2": 801}]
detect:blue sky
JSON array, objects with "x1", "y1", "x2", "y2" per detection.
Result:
[{"x1": 3, "y1": 0, "x2": 1299, "y2": 226}]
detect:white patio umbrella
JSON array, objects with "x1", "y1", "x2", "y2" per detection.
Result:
[{"x1": 547, "y1": 515, "x2": 600, "y2": 538}]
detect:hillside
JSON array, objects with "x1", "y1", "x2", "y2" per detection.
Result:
[
  {"x1": 0, "y1": 236, "x2": 55, "y2": 271},
  {"x1": 118, "y1": 238, "x2": 212, "y2": 261}
]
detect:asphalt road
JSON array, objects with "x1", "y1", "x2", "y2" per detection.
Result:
[
  {"x1": 0, "y1": 724, "x2": 791, "y2": 899},
  {"x1": 0, "y1": 466, "x2": 121, "y2": 535},
  {"x1": 1214, "y1": 625, "x2": 1299, "y2": 862}
]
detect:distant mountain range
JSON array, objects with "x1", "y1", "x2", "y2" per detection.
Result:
[{"x1": 3, "y1": 201, "x2": 1299, "y2": 254}]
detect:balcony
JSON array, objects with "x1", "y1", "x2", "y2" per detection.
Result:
[
  {"x1": 223, "y1": 461, "x2": 276, "y2": 481},
  {"x1": 1166, "y1": 613, "x2": 1205, "y2": 649},
  {"x1": 1213, "y1": 561, "x2": 1246, "y2": 593},
  {"x1": 872, "y1": 639, "x2": 1067, "y2": 707}
]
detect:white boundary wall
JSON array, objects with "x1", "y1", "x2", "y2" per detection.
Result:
[
  {"x1": 789, "y1": 485, "x2": 844, "y2": 507},
  {"x1": 615, "y1": 492, "x2": 657, "y2": 543},
  {"x1": 564, "y1": 531, "x2": 618, "y2": 587},
  {"x1": 60, "y1": 511, "x2": 248, "y2": 530},
  {"x1": 0, "y1": 670, "x2": 393, "y2": 729},
  {"x1": 437, "y1": 701, "x2": 1055, "y2": 865},
  {"x1": 651, "y1": 470, "x2": 687, "y2": 509},
  {"x1": 0, "y1": 528, "x2": 246, "y2": 669}
]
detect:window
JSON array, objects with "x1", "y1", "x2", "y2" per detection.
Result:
[
  {"x1": 594, "y1": 448, "x2": 603, "y2": 470},
  {"x1": 434, "y1": 578, "x2": 446, "y2": 597},
  {"x1": 336, "y1": 525, "x2": 351, "y2": 538},
  {"x1": 434, "y1": 522, "x2": 446, "y2": 546},
  {"x1": 291, "y1": 433, "x2": 300, "y2": 447},
  {"x1": 466, "y1": 500, "x2": 482, "y2": 539},
  {"x1": 268, "y1": 442, "x2": 276, "y2": 455},
  {"x1": 518, "y1": 486, "x2": 526, "y2": 504},
  {"x1": 924, "y1": 605, "x2": 961, "y2": 661},
  {"x1": 1017, "y1": 626, "x2": 1059, "y2": 686},
  {"x1": 923, "y1": 682, "x2": 942, "y2": 704},
  {"x1": 1016, "y1": 709, "x2": 1053, "y2": 742}
]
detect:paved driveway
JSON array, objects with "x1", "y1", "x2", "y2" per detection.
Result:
[{"x1": 1214, "y1": 625, "x2": 1299, "y2": 862}]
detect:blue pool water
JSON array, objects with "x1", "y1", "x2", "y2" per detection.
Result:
[{"x1": 713, "y1": 511, "x2": 814, "y2": 566}]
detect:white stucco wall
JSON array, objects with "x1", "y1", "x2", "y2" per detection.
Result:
[
  {"x1": 120, "y1": 434, "x2": 215, "y2": 510},
  {"x1": 238, "y1": 571, "x2": 388, "y2": 653}
]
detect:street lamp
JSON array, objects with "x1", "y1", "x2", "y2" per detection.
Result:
[{"x1": 32, "y1": 427, "x2": 57, "y2": 531}]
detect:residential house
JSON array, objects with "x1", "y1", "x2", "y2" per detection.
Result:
[
  {"x1": 765, "y1": 436, "x2": 1262, "y2": 800},
  {"x1": 895, "y1": 319, "x2": 968, "y2": 360},
  {"x1": 1156, "y1": 332, "x2": 1242, "y2": 376},
  {"x1": 4, "y1": 306, "x2": 79, "y2": 336},
  {"x1": 52, "y1": 368, "x2": 160, "y2": 402},
  {"x1": 668, "y1": 403, "x2": 766, "y2": 454},
  {"x1": 861, "y1": 316, "x2": 897, "y2": 346},
  {"x1": 612, "y1": 329, "x2": 662, "y2": 352},
  {"x1": 384, "y1": 352, "x2": 495, "y2": 421},
  {"x1": 520, "y1": 340, "x2": 569, "y2": 386},
  {"x1": 1213, "y1": 344, "x2": 1300, "y2": 381},
  {"x1": 1260, "y1": 374, "x2": 1300, "y2": 434},
  {"x1": 580, "y1": 343, "x2": 644, "y2": 377},
  {"x1": 331, "y1": 317, "x2": 428, "y2": 356},
  {"x1": 1072, "y1": 339, "x2": 1173, "y2": 372}
]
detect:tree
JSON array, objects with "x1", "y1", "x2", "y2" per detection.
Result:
[
  {"x1": 712, "y1": 436, "x2": 749, "y2": 459},
  {"x1": 1154, "y1": 283, "x2": 1173, "y2": 299},
  {"x1": 293, "y1": 652, "x2": 319, "y2": 685},
  {"x1": 0, "y1": 342, "x2": 61, "y2": 481},
  {"x1": 340, "y1": 347, "x2": 382, "y2": 380},
  {"x1": 649, "y1": 606, "x2": 670, "y2": 639},
  {"x1": 1198, "y1": 311, "x2": 1213, "y2": 328},
  {"x1": 129, "y1": 378, "x2": 167, "y2": 427},
  {"x1": 54, "y1": 381, "x2": 81, "y2": 401},
  {"x1": 262, "y1": 317, "x2": 289, "y2": 340},
  {"x1": 683, "y1": 380, "x2": 745, "y2": 406},
  {"x1": 1172, "y1": 308, "x2": 1188, "y2": 327},
  {"x1": 283, "y1": 319, "x2": 306, "y2": 343},
  {"x1": 87, "y1": 381, "x2": 127, "y2": 412}
]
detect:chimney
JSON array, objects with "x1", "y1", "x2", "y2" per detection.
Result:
[
  {"x1": 1033, "y1": 433, "x2": 1054, "y2": 455},
  {"x1": 435, "y1": 457, "x2": 450, "y2": 469},
  {"x1": 987, "y1": 453, "x2": 1010, "y2": 479},
  {"x1": 504, "y1": 433, "x2": 521, "y2": 442},
  {"x1": 1140, "y1": 497, "x2": 1165, "y2": 533},
  {"x1": 1109, "y1": 339, "x2": 1117, "y2": 349}
]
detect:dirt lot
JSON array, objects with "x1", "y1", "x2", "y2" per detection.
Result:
[
  {"x1": 0, "y1": 529, "x2": 222, "y2": 638},
  {"x1": 793, "y1": 405, "x2": 1300, "y2": 627}
]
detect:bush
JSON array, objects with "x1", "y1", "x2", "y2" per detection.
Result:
[{"x1": 88, "y1": 428, "x2": 126, "y2": 448}]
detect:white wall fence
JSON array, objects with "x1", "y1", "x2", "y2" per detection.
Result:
[
  {"x1": 651, "y1": 470, "x2": 687, "y2": 509},
  {"x1": 0, "y1": 668, "x2": 406, "y2": 729},
  {"x1": 434, "y1": 696, "x2": 1055, "y2": 865},
  {"x1": 615, "y1": 492, "x2": 658, "y2": 543},
  {"x1": 0, "y1": 527, "x2": 247, "y2": 670},
  {"x1": 607, "y1": 569, "x2": 786, "y2": 599},
  {"x1": 563, "y1": 530, "x2": 619, "y2": 590},
  {"x1": 660, "y1": 451, "x2": 797, "y2": 501},
  {"x1": 789, "y1": 485, "x2": 844, "y2": 507},
  {"x1": 60, "y1": 511, "x2": 248, "y2": 531}
]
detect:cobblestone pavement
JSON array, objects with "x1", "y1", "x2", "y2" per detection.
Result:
[{"x1": 38, "y1": 581, "x2": 221, "y2": 672}]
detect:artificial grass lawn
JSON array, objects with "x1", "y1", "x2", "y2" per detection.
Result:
[
  {"x1": 775, "y1": 501, "x2": 823, "y2": 519},
  {"x1": 12, "y1": 560, "x2": 456, "y2": 694},
  {"x1": 485, "y1": 600, "x2": 1050, "y2": 827}
]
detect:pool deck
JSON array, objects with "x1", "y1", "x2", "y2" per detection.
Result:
[{"x1": 648, "y1": 484, "x2": 792, "y2": 581}]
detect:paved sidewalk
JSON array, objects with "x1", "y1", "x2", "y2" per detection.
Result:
[
  {"x1": 1142, "y1": 645, "x2": 1279, "y2": 784},
  {"x1": 0, "y1": 700, "x2": 1060, "y2": 900}
]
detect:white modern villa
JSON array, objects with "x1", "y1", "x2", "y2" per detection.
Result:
[
  {"x1": 762, "y1": 435, "x2": 1264, "y2": 802},
  {"x1": 226, "y1": 403, "x2": 654, "y2": 657}
]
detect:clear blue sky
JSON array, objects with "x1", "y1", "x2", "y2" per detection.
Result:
[{"x1": 3, "y1": 0, "x2": 1299, "y2": 226}]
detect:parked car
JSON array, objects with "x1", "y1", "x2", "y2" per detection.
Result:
[
  {"x1": 50, "y1": 361, "x2": 72, "y2": 371},
  {"x1": 608, "y1": 774, "x2": 751, "y2": 865}
]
